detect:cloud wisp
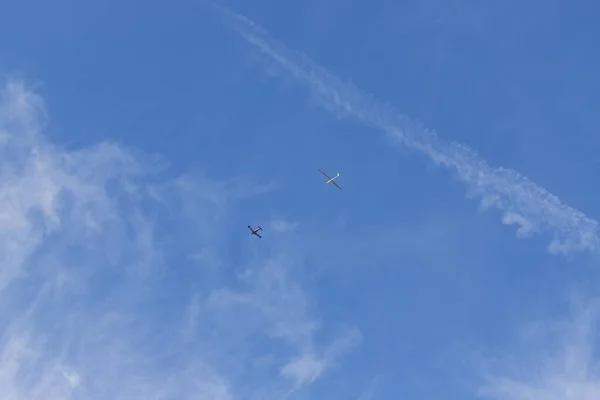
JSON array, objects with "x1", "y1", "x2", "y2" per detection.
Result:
[
  {"x1": 210, "y1": 4, "x2": 600, "y2": 256},
  {"x1": 201, "y1": 253, "x2": 362, "y2": 397},
  {"x1": 478, "y1": 297, "x2": 600, "y2": 400},
  {"x1": 0, "y1": 79, "x2": 359, "y2": 399}
]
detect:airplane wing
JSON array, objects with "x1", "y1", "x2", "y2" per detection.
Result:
[
  {"x1": 331, "y1": 180, "x2": 343, "y2": 191},
  {"x1": 319, "y1": 169, "x2": 332, "y2": 180}
]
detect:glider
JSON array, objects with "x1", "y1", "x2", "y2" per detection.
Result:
[
  {"x1": 247, "y1": 225, "x2": 263, "y2": 238},
  {"x1": 319, "y1": 169, "x2": 342, "y2": 191}
]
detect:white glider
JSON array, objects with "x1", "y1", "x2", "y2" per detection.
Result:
[{"x1": 319, "y1": 169, "x2": 342, "y2": 191}]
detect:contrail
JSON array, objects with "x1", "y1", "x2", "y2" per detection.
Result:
[{"x1": 210, "y1": 3, "x2": 600, "y2": 256}]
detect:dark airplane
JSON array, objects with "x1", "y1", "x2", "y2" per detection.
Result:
[{"x1": 248, "y1": 225, "x2": 263, "y2": 238}]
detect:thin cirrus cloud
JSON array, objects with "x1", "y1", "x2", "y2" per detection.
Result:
[
  {"x1": 208, "y1": 3, "x2": 600, "y2": 257},
  {"x1": 0, "y1": 80, "x2": 359, "y2": 399},
  {"x1": 477, "y1": 296, "x2": 600, "y2": 400}
]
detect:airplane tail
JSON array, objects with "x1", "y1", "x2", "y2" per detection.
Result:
[{"x1": 258, "y1": 226, "x2": 262, "y2": 230}]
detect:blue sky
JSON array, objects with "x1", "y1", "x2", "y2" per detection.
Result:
[{"x1": 1, "y1": 0, "x2": 600, "y2": 399}]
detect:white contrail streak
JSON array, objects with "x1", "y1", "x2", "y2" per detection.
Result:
[{"x1": 211, "y1": 4, "x2": 600, "y2": 256}]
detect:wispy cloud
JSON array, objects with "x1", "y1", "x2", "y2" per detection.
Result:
[
  {"x1": 269, "y1": 218, "x2": 300, "y2": 233},
  {"x1": 477, "y1": 296, "x2": 600, "y2": 400},
  {"x1": 202, "y1": 253, "x2": 362, "y2": 396},
  {"x1": 210, "y1": 4, "x2": 600, "y2": 256},
  {"x1": 0, "y1": 78, "x2": 357, "y2": 399},
  {"x1": 356, "y1": 376, "x2": 380, "y2": 400},
  {"x1": 0, "y1": 79, "x2": 208, "y2": 399}
]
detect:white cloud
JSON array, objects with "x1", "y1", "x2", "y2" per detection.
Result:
[
  {"x1": 477, "y1": 297, "x2": 600, "y2": 400},
  {"x1": 270, "y1": 218, "x2": 299, "y2": 233},
  {"x1": 280, "y1": 324, "x2": 362, "y2": 388},
  {"x1": 212, "y1": 5, "x2": 600, "y2": 256},
  {"x1": 201, "y1": 253, "x2": 361, "y2": 396},
  {"x1": 356, "y1": 376, "x2": 380, "y2": 400},
  {"x1": 280, "y1": 354, "x2": 326, "y2": 386},
  {"x1": 0, "y1": 78, "x2": 358, "y2": 399}
]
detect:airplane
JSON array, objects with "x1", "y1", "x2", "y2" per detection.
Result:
[
  {"x1": 319, "y1": 169, "x2": 343, "y2": 191},
  {"x1": 247, "y1": 225, "x2": 263, "y2": 238}
]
